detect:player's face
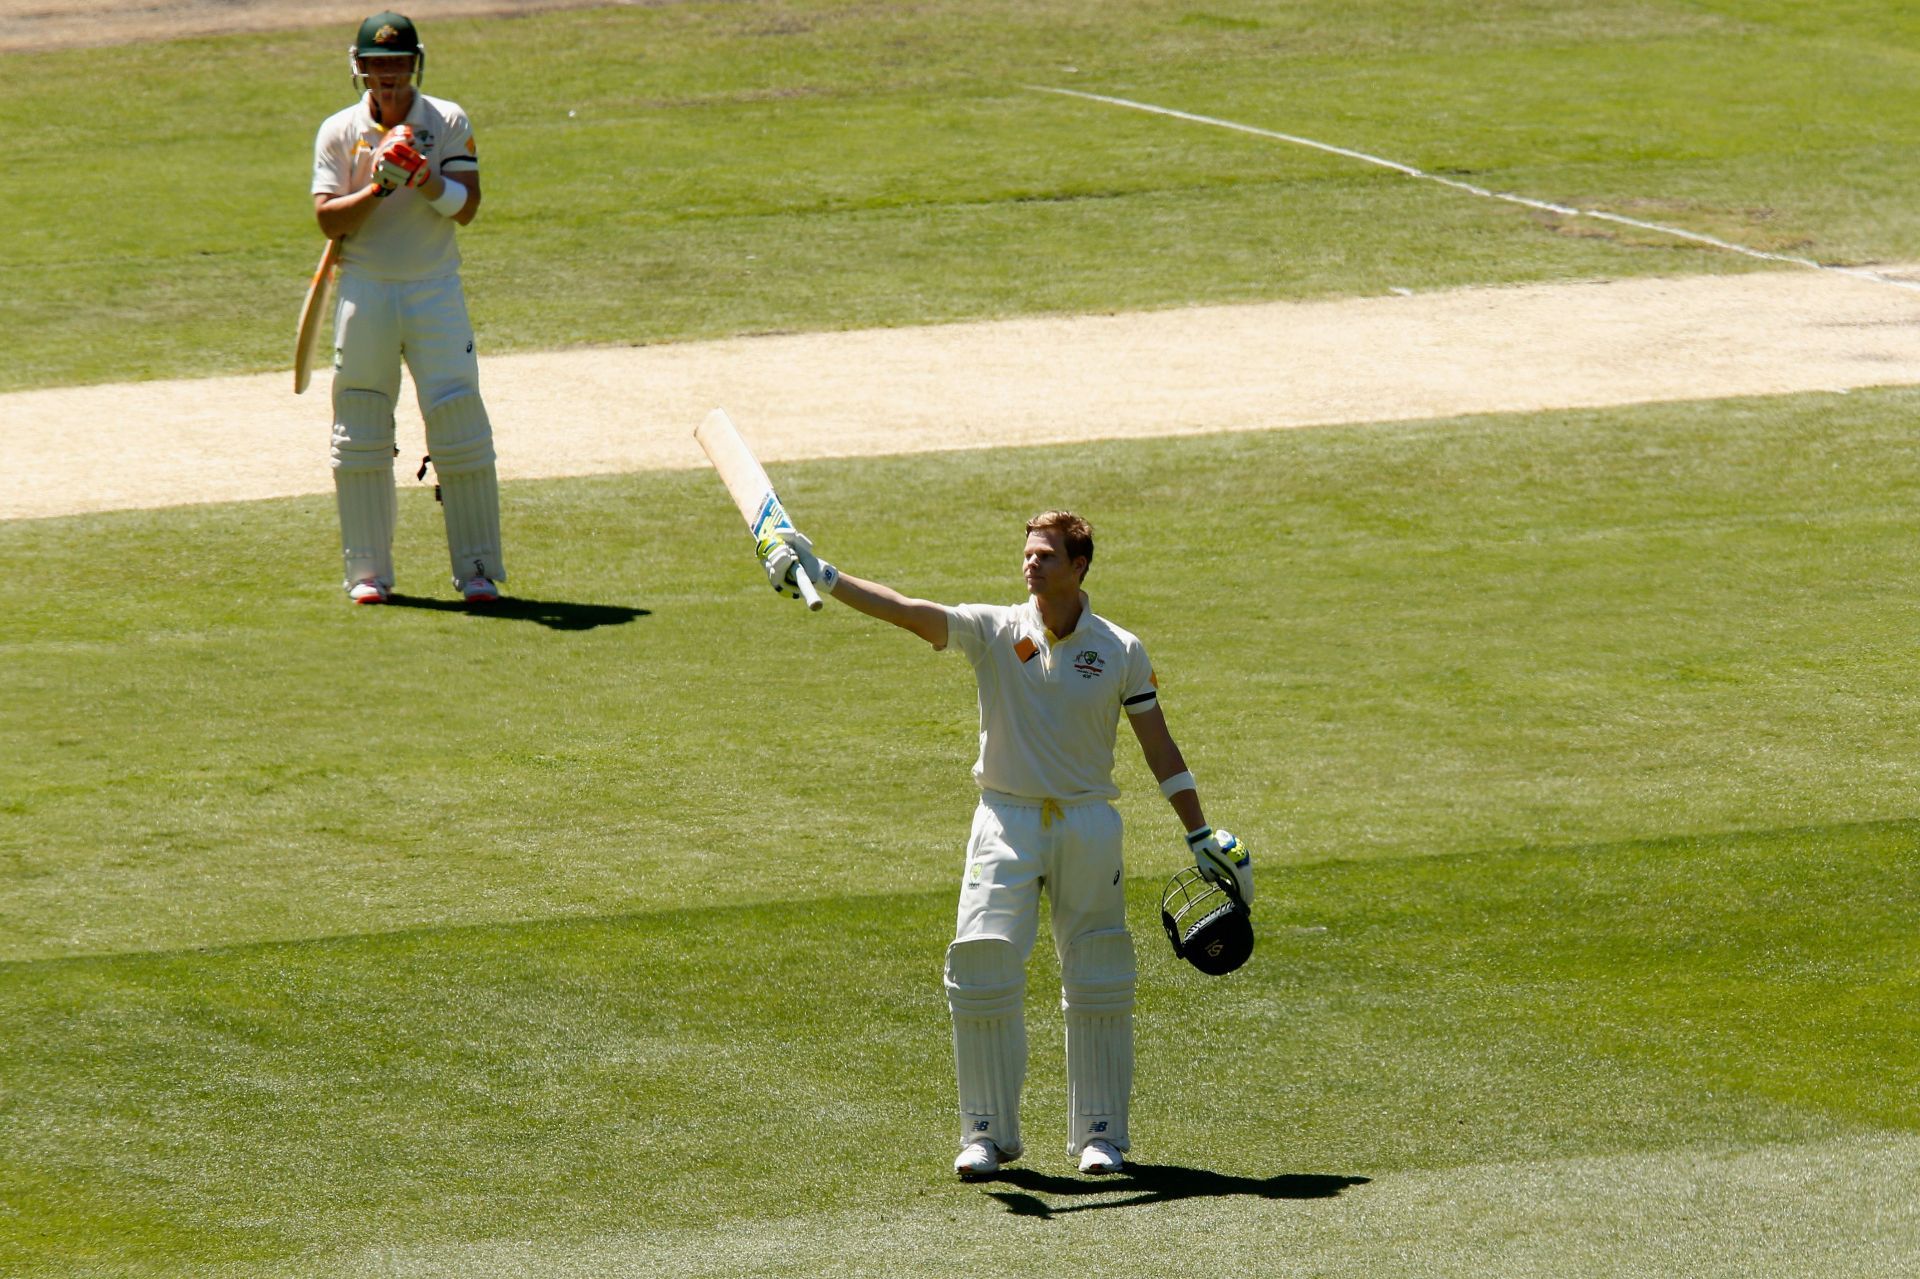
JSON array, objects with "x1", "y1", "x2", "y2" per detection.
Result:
[
  {"x1": 357, "y1": 54, "x2": 416, "y2": 106},
  {"x1": 1023, "y1": 529, "x2": 1084, "y2": 599}
]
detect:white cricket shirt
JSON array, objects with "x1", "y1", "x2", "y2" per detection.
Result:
[
  {"x1": 942, "y1": 593, "x2": 1159, "y2": 802},
  {"x1": 312, "y1": 93, "x2": 480, "y2": 282}
]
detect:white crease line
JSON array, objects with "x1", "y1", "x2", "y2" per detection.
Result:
[{"x1": 1034, "y1": 86, "x2": 1920, "y2": 293}]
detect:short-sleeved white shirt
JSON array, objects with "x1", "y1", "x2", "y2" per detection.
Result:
[
  {"x1": 942, "y1": 593, "x2": 1159, "y2": 802},
  {"x1": 312, "y1": 92, "x2": 480, "y2": 282}
]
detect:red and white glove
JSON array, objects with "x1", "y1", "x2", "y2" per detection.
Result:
[{"x1": 371, "y1": 127, "x2": 429, "y2": 194}]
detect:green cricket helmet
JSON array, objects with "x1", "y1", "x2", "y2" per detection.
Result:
[{"x1": 349, "y1": 12, "x2": 425, "y2": 90}]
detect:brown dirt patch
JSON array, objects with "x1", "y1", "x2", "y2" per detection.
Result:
[{"x1": 6, "y1": 267, "x2": 1920, "y2": 522}]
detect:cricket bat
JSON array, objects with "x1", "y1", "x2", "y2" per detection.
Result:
[
  {"x1": 694, "y1": 408, "x2": 823, "y2": 610},
  {"x1": 293, "y1": 238, "x2": 342, "y2": 395}
]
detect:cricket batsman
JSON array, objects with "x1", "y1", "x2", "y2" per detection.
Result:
[
  {"x1": 310, "y1": 11, "x2": 503, "y2": 606},
  {"x1": 759, "y1": 510, "x2": 1255, "y2": 1177}
]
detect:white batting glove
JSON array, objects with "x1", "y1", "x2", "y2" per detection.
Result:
[
  {"x1": 1186, "y1": 826, "x2": 1254, "y2": 906},
  {"x1": 756, "y1": 528, "x2": 837, "y2": 601},
  {"x1": 790, "y1": 535, "x2": 837, "y2": 595}
]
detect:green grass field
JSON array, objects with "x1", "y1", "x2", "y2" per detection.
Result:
[
  {"x1": 7, "y1": 396, "x2": 1920, "y2": 1274},
  {"x1": 6, "y1": 0, "x2": 1920, "y2": 389},
  {"x1": 6, "y1": 1, "x2": 1920, "y2": 1274}
]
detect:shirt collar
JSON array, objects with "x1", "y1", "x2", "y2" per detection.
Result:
[
  {"x1": 1027, "y1": 591, "x2": 1091, "y2": 642},
  {"x1": 360, "y1": 91, "x2": 422, "y2": 131}
]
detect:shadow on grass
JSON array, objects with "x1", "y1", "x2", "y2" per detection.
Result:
[
  {"x1": 381, "y1": 595, "x2": 651, "y2": 632},
  {"x1": 984, "y1": 1164, "x2": 1369, "y2": 1218}
]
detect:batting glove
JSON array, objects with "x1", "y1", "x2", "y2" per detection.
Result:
[
  {"x1": 373, "y1": 140, "x2": 429, "y2": 192},
  {"x1": 1187, "y1": 826, "x2": 1254, "y2": 906},
  {"x1": 756, "y1": 528, "x2": 837, "y2": 601}
]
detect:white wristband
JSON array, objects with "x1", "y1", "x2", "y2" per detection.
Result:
[
  {"x1": 430, "y1": 178, "x2": 469, "y2": 218},
  {"x1": 1159, "y1": 770, "x2": 1197, "y2": 800}
]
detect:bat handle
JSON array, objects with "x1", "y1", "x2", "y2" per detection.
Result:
[{"x1": 794, "y1": 563, "x2": 824, "y2": 611}]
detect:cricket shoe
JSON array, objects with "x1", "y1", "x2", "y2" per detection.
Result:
[
  {"x1": 1078, "y1": 1139, "x2": 1124, "y2": 1176},
  {"x1": 461, "y1": 577, "x2": 499, "y2": 605},
  {"x1": 349, "y1": 580, "x2": 389, "y2": 605},
  {"x1": 954, "y1": 1139, "x2": 1011, "y2": 1180}
]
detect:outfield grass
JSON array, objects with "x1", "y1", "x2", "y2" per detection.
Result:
[
  {"x1": 5, "y1": 0, "x2": 1920, "y2": 389},
  {"x1": 6, "y1": 830, "x2": 1915, "y2": 1276},
  {"x1": 9, "y1": 387, "x2": 1920, "y2": 956},
  {"x1": 4, "y1": 390, "x2": 1919, "y2": 1273}
]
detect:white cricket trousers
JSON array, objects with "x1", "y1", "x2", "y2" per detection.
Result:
[
  {"x1": 332, "y1": 269, "x2": 480, "y2": 407},
  {"x1": 328, "y1": 268, "x2": 504, "y2": 591},
  {"x1": 954, "y1": 793, "x2": 1128, "y2": 952},
  {"x1": 948, "y1": 792, "x2": 1136, "y2": 1157}
]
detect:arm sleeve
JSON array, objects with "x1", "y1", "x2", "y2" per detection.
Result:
[
  {"x1": 439, "y1": 108, "x2": 479, "y2": 175},
  {"x1": 1121, "y1": 638, "x2": 1159, "y2": 716},
  {"x1": 942, "y1": 603, "x2": 995, "y2": 661},
  {"x1": 311, "y1": 119, "x2": 352, "y2": 196}
]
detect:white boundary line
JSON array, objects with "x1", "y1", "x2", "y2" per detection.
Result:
[{"x1": 1035, "y1": 86, "x2": 1920, "y2": 293}]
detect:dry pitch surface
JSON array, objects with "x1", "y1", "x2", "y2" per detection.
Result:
[{"x1": 6, "y1": 267, "x2": 1920, "y2": 521}]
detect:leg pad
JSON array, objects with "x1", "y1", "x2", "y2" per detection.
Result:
[
  {"x1": 946, "y1": 936, "x2": 1026, "y2": 1159},
  {"x1": 424, "y1": 391, "x2": 504, "y2": 586},
  {"x1": 330, "y1": 388, "x2": 397, "y2": 590},
  {"x1": 1062, "y1": 927, "x2": 1135, "y2": 1154}
]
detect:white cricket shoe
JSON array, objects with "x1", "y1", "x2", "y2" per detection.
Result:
[
  {"x1": 349, "y1": 580, "x2": 388, "y2": 605},
  {"x1": 1078, "y1": 1139, "x2": 1124, "y2": 1176},
  {"x1": 461, "y1": 576, "x2": 499, "y2": 605},
  {"x1": 954, "y1": 1139, "x2": 1004, "y2": 1179}
]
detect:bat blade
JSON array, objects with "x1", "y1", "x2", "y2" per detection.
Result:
[
  {"x1": 695, "y1": 409, "x2": 823, "y2": 610},
  {"x1": 294, "y1": 239, "x2": 341, "y2": 395}
]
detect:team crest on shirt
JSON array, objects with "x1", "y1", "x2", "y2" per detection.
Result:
[{"x1": 1072, "y1": 650, "x2": 1105, "y2": 679}]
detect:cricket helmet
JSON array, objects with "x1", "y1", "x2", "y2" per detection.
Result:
[
  {"x1": 1160, "y1": 865, "x2": 1253, "y2": 976},
  {"x1": 350, "y1": 12, "x2": 426, "y2": 91}
]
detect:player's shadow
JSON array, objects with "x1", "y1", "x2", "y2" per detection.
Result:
[
  {"x1": 381, "y1": 595, "x2": 650, "y2": 632},
  {"x1": 983, "y1": 1164, "x2": 1369, "y2": 1219}
]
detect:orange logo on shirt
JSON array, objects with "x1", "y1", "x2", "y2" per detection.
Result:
[{"x1": 1014, "y1": 637, "x2": 1038, "y2": 664}]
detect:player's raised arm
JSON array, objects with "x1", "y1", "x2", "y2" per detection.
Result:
[
  {"x1": 826, "y1": 569, "x2": 950, "y2": 648},
  {"x1": 758, "y1": 530, "x2": 949, "y2": 648}
]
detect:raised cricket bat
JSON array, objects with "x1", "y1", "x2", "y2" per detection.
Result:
[
  {"x1": 694, "y1": 408, "x2": 823, "y2": 610},
  {"x1": 293, "y1": 238, "x2": 342, "y2": 395}
]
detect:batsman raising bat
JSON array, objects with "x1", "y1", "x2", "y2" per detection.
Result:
[
  {"x1": 760, "y1": 509, "x2": 1254, "y2": 1178},
  {"x1": 309, "y1": 11, "x2": 502, "y2": 606}
]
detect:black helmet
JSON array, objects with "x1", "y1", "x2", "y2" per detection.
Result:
[{"x1": 1160, "y1": 865, "x2": 1253, "y2": 976}]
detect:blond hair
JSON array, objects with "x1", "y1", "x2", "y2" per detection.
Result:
[{"x1": 1025, "y1": 510, "x2": 1094, "y2": 571}]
